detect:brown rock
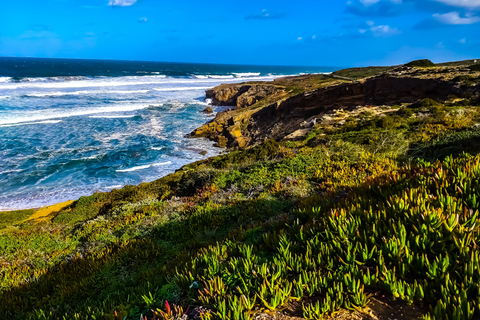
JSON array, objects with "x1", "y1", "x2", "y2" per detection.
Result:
[{"x1": 202, "y1": 106, "x2": 213, "y2": 113}]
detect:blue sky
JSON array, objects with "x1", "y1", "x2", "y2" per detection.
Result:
[{"x1": 0, "y1": 0, "x2": 478, "y2": 67}]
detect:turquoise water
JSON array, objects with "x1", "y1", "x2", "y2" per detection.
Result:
[{"x1": 0, "y1": 57, "x2": 337, "y2": 210}]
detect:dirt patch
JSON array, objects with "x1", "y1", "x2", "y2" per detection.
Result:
[{"x1": 26, "y1": 200, "x2": 74, "y2": 223}]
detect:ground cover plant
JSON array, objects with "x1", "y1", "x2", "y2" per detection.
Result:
[{"x1": 1, "y1": 65, "x2": 480, "y2": 319}]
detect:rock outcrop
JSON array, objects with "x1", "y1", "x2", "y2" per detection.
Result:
[
  {"x1": 190, "y1": 68, "x2": 480, "y2": 149},
  {"x1": 206, "y1": 83, "x2": 280, "y2": 109}
]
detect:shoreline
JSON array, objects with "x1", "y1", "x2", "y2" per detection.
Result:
[
  {"x1": 0, "y1": 95, "x2": 229, "y2": 213},
  {"x1": 2, "y1": 61, "x2": 479, "y2": 213}
]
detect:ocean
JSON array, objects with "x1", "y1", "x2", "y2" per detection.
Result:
[{"x1": 0, "y1": 57, "x2": 337, "y2": 210}]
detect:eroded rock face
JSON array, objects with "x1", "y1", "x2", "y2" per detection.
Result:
[
  {"x1": 205, "y1": 85, "x2": 251, "y2": 107},
  {"x1": 191, "y1": 74, "x2": 479, "y2": 149},
  {"x1": 236, "y1": 85, "x2": 278, "y2": 109},
  {"x1": 247, "y1": 76, "x2": 476, "y2": 145},
  {"x1": 206, "y1": 84, "x2": 280, "y2": 109}
]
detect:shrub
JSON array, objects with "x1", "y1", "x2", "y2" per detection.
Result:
[
  {"x1": 468, "y1": 64, "x2": 480, "y2": 72},
  {"x1": 405, "y1": 59, "x2": 435, "y2": 67}
]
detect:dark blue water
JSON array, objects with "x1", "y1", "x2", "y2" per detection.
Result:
[{"x1": 0, "y1": 57, "x2": 338, "y2": 210}]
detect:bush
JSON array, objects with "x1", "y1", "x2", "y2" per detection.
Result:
[
  {"x1": 468, "y1": 64, "x2": 480, "y2": 72},
  {"x1": 405, "y1": 59, "x2": 435, "y2": 67}
]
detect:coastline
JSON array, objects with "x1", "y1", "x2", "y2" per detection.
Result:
[
  {"x1": 2, "y1": 59, "x2": 480, "y2": 319},
  {"x1": 2, "y1": 63, "x2": 480, "y2": 212}
]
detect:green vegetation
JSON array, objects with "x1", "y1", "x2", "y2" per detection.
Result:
[
  {"x1": 405, "y1": 59, "x2": 435, "y2": 68},
  {"x1": 331, "y1": 66, "x2": 396, "y2": 80},
  {"x1": 0, "y1": 209, "x2": 34, "y2": 229},
  {"x1": 469, "y1": 64, "x2": 480, "y2": 72},
  {"x1": 1, "y1": 72, "x2": 480, "y2": 319}
]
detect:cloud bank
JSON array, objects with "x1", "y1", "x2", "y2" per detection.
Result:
[
  {"x1": 108, "y1": 0, "x2": 137, "y2": 7},
  {"x1": 433, "y1": 0, "x2": 480, "y2": 9},
  {"x1": 434, "y1": 11, "x2": 480, "y2": 24}
]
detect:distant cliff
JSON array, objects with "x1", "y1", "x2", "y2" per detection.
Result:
[{"x1": 190, "y1": 66, "x2": 480, "y2": 149}]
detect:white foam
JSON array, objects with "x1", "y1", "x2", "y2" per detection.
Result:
[
  {"x1": 0, "y1": 75, "x2": 279, "y2": 90},
  {"x1": 0, "y1": 169, "x2": 23, "y2": 175},
  {"x1": 0, "y1": 77, "x2": 11, "y2": 83},
  {"x1": 89, "y1": 115, "x2": 136, "y2": 119},
  {"x1": 153, "y1": 86, "x2": 211, "y2": 92},
  {"x1": 35, "y1": 172, "x2": 56, "y2": 185},
  {"x1": 0, "y1": 103, "x2": 151, "y2": 125},
  {"x1": 150, "y1": 147, "x2": 163, "y2": 151},
  {"x1": 208, "y1": 75, "x2": 235, "y2": 79},
  {"x1": 24, "y1": 89, "x2": 150, "y2": 97},
  {"x1": 103, "y1": 185, "x2": 123, "y2": 189},
  {"x1": 116, "y1": 161, "x2": 172, "y2": 172},
  {"x1": 233, "y1": 72, "x2": 261, "y2": 77},
  {"x1": 19, "y1": 76, "x2": 89, "y2": 83},
  {"x1": 0, "y1": 120, "x2": 63, "y2": 127},
  {"x1": 80, "y1": 155, "x2": 101, "y2": 160}
]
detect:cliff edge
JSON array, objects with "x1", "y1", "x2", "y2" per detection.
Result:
[{"x1": 190, "y1": 63, "x2": 480, "y2": 149}]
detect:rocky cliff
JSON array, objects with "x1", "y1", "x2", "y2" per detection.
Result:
[{"x1": 190, "y1": 66, "x2": 480, "y2": 149}]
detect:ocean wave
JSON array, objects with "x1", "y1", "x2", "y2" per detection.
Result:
[
  {"x1": 0, "y1": 75, "x2": 279, "y2": 90},
  {"x1": 103, "y1": 185, "x2": 123, "y2": 189},
  {"x1": 0, "y1": 169, "x2": 23, "y2": 175},
  {"x1": 89, "y1": 115, "x2": 137, "y2": 119},
  {"x1": 22, "y1": 89, "x2": 150, "y2": 97},
  {"x1": 0, "y1": 75, "x2": 171, "y2": 90},
  {"x1": 35, "y1": 172, "x2": 57, "y2": 186},
  {"x1": 207, "y1": 75, "x2": 235, "y2": 79},
  {"x1": 80, "y1": 155, "x2": 102, "y2": 160},
  {"x1": 233, "y1": 72, "x2": 261, "y2": 77},
  {"x1": 153, "y1": 86, "x2": 211, "y2": 92},
  {"x1": 0, "y1": 77, "x2": 11, "y2": 83},
  {"x1": 0, "y1": 120, "x2": 63, "y2": 127},
  {"x1": 150, "y1": 147, "x2": 163, "y2": 151},
  {"x1": 116, "y1": 161, "x2": 172, "y2": 172},
  {"x1": 17, "y1": 76, "x2": 90, "y2": 83},
  {"x1": 0, "y1": 103, "x2": 152, "y2": 125}
]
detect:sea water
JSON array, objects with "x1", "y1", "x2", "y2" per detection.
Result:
[{"x1": 0, "y1": 57, "x2": 337, "y2": 210}]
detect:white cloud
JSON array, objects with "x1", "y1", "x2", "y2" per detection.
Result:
[
  {"x1": 357, "y1": 21, "x2": 400, "y2": 36},
  {"x1": 297, "y1": 37, "x2": 303, "y2": 41},
  {"x1": 370, "y1": 24, "x2": 401, "y2": 36},
  {"x1": 138, "y1": 17, "x2": 147, "y2": 23},
  {"x1": 359, "y1": 0, "x2": 402, "y2": 6},
  {"x1": 433, "y1": 0, "x2": 480, "y2": 9},
  {"x1": 108, "y1": 0, "x2": 137, "y2": 7},
  {"x1": 459, "y1": 38, "x2": 467, "y2": 43},
  {"x1": 360, "y1": 0, "x2": 381, "y2": 6},
  {"x1": 433, "y1": 11, "x2": 480, "y2": 24}
]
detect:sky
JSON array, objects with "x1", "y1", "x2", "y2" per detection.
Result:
[{"x1": 0, "y1": 0, "x2": 478, "y2": 67}]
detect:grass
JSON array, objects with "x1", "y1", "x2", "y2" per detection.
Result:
[
  {"x1": 0, "y1": 209, "x2": 34, "y2": 230},
  {"x1": 1, "y1": 74, "x2": 480, "y2": 319}
]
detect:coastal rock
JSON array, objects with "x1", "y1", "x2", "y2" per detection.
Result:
[
  {"x1": 205, "y1": 85, "x2": 251, "y2": 106},
  {"x1": 191, "y1": 69, "x2": 480, "y2": 150},
  {"x1": 206, "y1": 83, "x2": 280, "y2": 109},
  {"x1": 236, "y1": 85, "x2": 278, "y2": 108},
  {"x1": 202, "y1": 106, "x2": 213, "y2": 113}
]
